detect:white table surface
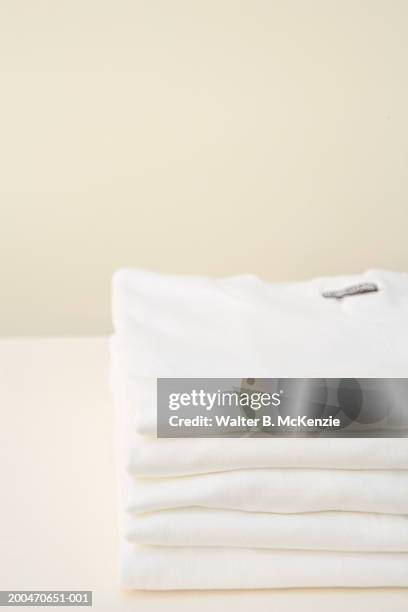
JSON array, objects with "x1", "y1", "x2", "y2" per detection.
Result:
[{"x1": 0, "y1": 337, "x2": 407, "y2": 611}]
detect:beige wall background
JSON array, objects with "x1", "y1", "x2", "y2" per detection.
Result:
[{"x1": 0, "y1": 0, "x2": 407, "y2": 335}]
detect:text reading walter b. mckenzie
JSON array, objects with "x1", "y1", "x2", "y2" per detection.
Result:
[{"x1": 167, "y1": 415, "x2": 341, "y2": 428}]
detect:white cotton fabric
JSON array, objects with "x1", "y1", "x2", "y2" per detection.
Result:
[
  {"x1": 111, "y1": 360, "x2": 408, "y2": 440},
  {"x1": 111, "y1": 357, "x2": 408, "y2": 476},
  {"x1": 126, "y1": 508, "x2": 408, "y2": 552},
  {"x1": 121, "y1": 544, "x2": 408, "y2": 589},
  {"x1": 112, "y1": 268, "x2": 408, "y2": 379},
  {"x1": 112, "y1": 268, "x2": 408, "y2": 589},
  {"x1": 128, "y1": 434, "x2": 408, "y2": 476},
  {"x1": 127, "y1": 468, "x2": 408, "y2": 515}
]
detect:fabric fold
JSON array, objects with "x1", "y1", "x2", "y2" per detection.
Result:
[
  {"x1": 121, "y1": 544, "x2": 408, "y2": 589},
  {"x1": 126, "y1": 508, "x2": 408, "y2": 552},
  {"x1": 127, "y1": 468, "x2": 408, "y2": 515},
  {"x1": 128, "y1": 434, "x2": 408, "y2": 476}
]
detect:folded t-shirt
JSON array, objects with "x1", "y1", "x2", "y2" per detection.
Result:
[
  {"x1": 126, "y1": 468, "x2": 408, "y2": 515},
  {"x1": 112, "y1": 268, "x2": 408, "y2": 378},
  {"x1": 121, "y1": 544, "x2": 408, "y2": 589},
  {"x1": 126, "y1": 433, "x2": 408, "y2": 476},
  {"x1": 126, "y1": 508, "x2": 408, "y2": 552}
]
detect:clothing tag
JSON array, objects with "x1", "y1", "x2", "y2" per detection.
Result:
[{"x1": 322, "y1": 282, "x2": 379, "y2": 299}]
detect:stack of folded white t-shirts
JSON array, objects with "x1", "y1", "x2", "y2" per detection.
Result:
[{"x1": 111, "y1": 268, "x2": 408, "y2": 589}]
